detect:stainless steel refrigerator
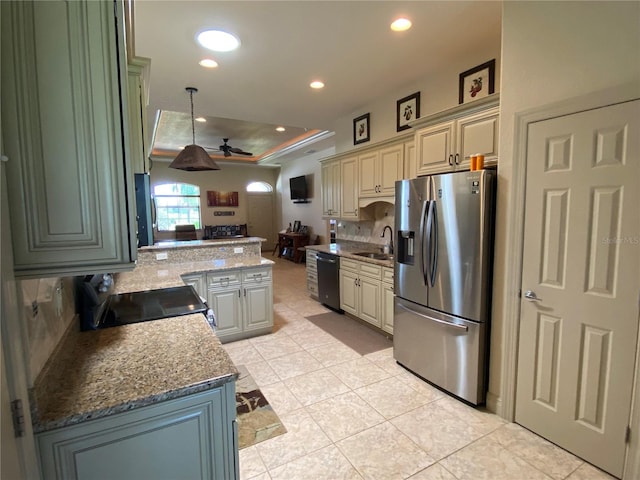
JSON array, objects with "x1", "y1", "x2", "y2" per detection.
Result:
[{"x1": 393, "y1": 170, "x2": 495, "y2": 405}]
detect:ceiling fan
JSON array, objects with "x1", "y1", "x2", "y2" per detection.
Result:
[{"x1": 206, "y1": 138, "x2": 253, "y2": 157}]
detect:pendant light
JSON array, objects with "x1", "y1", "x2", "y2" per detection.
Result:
[{"x1": 169, "y1": 87, "x2": 221, "y2": 171}]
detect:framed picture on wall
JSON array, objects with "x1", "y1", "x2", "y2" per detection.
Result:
[
  {"x1": 207, "y1": 191, "x2": 239, "y2": 207},
  {"x1": 396, "y1": 92, "x2": 420, "y2": 131},
  {"x1": 293, "y1": 220, "x2": 301, "y2": 232},
  {"x1": 459, "y1": 59, "x2": 496, "y2": 104},
  {"x1": 353, "y1": 113, "x2": 370, "y2": 145}
]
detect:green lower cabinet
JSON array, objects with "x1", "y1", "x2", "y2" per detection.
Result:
[{"x1": 37, "y1": 384, "x2": 238, "y2": 480}]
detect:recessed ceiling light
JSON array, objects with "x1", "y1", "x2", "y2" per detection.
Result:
[
  {"x1": 197, "y1": 30, "x2": 240, "y2": 52},
  {"x1": 391, "y1": 18, "x2": 412, "y2": 32},
  {"x1": 195, "y1": 117, "x2": 207, "y2": 123},
  {"x1": 276, "y1": 126, "x2": 286, "y2": 132},
  {"x1": 199, "y1": 58, "x2": 218, "y2": 68},
  {"x1": 310, "y1": 80, "x2": 325, "y2": 89}
]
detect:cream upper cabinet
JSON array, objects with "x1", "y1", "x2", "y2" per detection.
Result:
[
  {"x1": 321, "y1": 160, "x2": 341, "y2": 217},
  {"x1": 1, "y1": 0, "x2": 137, "y2": 278},
  {"x1": 340, "y1": 156, "x2": 359, "y2": 219},
  {"x1": 456, "y1": 106, "x2": 499, "y2": 167},
  {"x1": 413, "y1": 98, "x2": 499, "y2": 176},
  {"x1": 415, "y1": 120, "x2": 456, "y2": 175},
  {"x1": 358, "y1": 151, "x2": 379, "y2": 197},
  {"x1": 359, "y1": 144, "x2": 403, "y2": 198},
  {"x1": 403, "y1": 140, "x2": 416, "y2": 180}
]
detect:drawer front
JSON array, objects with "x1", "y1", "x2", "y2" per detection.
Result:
[
  {"x1": 307, "y1": 280, "x2": 319, "y2": 296},
  {"x1": 306, "y1": 249, "x2": 318, "y2": 263},
  {"x1": 307, "y1": 271, "x2": 318, "y2": 284},
  {"x1": 340, "y1": 258, "x2": 359, "y2": 272},
  {"x1": 207, "y1": 271, "x2": 241, "y2": 289},
  {"x1": 359, "y1": 262, "x2": 382, "y2": 279},
  {"x1": 382, "y1": 267, "x2": 394, "y2": 284},
  {"x1": 242, "y1": 268, "x2": 272, "y2": 284}
]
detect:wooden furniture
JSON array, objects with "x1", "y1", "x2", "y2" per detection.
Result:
[
  {"x1": 175, "y1": 224, "x2": 197, "y2": 240},
  {"x1": 37, "y1": 385, "x2": 238, "y2": 480},
  {"x1": 277, "y1": 233, "x2": 309, "y2": 263},
  {"x1": 1, "y1": 0, "x2": 137, "y2": 278}
]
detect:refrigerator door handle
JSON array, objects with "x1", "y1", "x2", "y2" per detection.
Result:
[
  {"x1": 420, "y1": 200, "x2": 430, "y2": 285},
  {"x1": 429, "y1": 201, "x2": 438, "y2": 287},
  {"x1": 425, "y1": 200, "x2": 436, "y2": 287},
  {"x1": 396, "y1": 303, "x2": 469, "y2": 332}
]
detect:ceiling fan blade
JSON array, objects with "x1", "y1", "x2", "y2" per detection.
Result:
[{"x1": 228, "y1": 147, "x2": 253, "y2": 156}]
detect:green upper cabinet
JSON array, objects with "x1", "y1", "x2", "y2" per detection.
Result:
[
  {"x1": 127, "y1": 56, "x2": 151, "y2": 173},
  {"x1": 1, "y1": 0, "x2": 137, "y2": 278}
]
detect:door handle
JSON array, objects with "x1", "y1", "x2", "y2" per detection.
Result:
[
  {"x1": 448, "y1": 154, "x2": 453, "y2": 166},
  {"x1": 397, "y1": 303, "x2": 468, "y2": 332},
  {"x1": 454, "y1": 153, "x2": 460, "y2": 165},
  {"x1": 524, "y1": 290, "x2": 542, "y2": 301}
]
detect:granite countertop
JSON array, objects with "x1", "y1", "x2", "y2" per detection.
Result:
[
  {"x1": 307, "y1": 242, "x2": 394, "y2": 268},
  {"x1": 138, "y1": 236, "x2": 265, "y2": 251},
  {"x1": 31, "y1": 252, "x2": 274, "y2": 433},
  {"x1": 114, "y1": 256, "x2": 274, "y2": 293},
  {"x1": 32, "y1": 315, "x2": 238, "y2": 433}
]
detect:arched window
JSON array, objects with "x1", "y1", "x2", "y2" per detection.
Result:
[
  {"x1": 246, "y1": 181, "x2": 273, "y2": 193},
  {"x1": 153, "y1": 183, "x2": 201, "y2": 231}
]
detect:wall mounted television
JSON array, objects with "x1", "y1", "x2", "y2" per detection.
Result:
[{"x1": 289, "y1": 175, "x2": 309, "y2": 203}]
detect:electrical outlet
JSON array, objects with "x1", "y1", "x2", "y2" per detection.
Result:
[
  {"x1": 156, "y1": 252, "x2": 168, "y2": 260},
  {"x1": 234, "y1": 247, "x2": 243, "y2": 254},
  {"x1": 54, "y1": 283, "x2": 63, "y2": 318}
]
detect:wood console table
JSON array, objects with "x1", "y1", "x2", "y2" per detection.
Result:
[{"x1": 277, "y1": 232, "x2": 309, "y2": 263}]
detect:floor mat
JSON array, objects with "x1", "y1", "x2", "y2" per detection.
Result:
[
  {"x1": 235, "y1": 365, "x2": 286, "y2": 449},
  {"x1": 306, "y1": 311, "x2": 393, "y2": 356}
]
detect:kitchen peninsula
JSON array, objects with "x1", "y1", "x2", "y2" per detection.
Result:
[{"x1": 33, "y1": 237, "x2": 273, "y2": 479}]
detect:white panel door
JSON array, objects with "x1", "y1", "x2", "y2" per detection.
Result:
[
  {"x1": 247, "y1": 193, "x2": 274, "y2": 249},
  {"x1": 516, "y1": 100, "x2": 640, "y2": 478}
]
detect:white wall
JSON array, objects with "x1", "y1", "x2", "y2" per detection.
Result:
[
  {"x1": 278, "y1": 147, "x2": 334, "y2": 244},
  {"x1": 333, "y1": 45, "x2": 501, "y2": 154},
  {"x1": 489, "y1": 1, "x2": 640, "y2": 412},
  {"x1": 150, "y1": 161, "x2": 280, "y2": 240}
]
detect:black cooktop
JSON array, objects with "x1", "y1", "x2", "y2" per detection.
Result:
[{"x1": 97, "y1": 285, "x2": 207, "y2": 329}]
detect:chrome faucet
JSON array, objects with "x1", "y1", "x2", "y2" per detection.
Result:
[{"x1": 381, "y1": 226, "x2": 393, "y2": 254}]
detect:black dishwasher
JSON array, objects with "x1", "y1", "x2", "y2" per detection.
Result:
[{"x1": 316, "y1": 252, "x2": 343, "y2": 312}]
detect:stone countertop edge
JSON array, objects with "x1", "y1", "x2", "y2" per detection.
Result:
[
  {"x1": 31, "y1": 314, "x2": 241, "y2": 433},
  {"x1": 113, "y1": 256, "x2": 274, "y2": 294},
  {"x1": 138, "y1": 237, "x2": 266, "y2": 251},
  {"x1": 306, "y1": 242, "x2": 394, "y2": 267}
]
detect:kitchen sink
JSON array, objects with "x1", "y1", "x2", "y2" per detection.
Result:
[{"x1": 352, "y1": 252, "x2": 393, "y2": 261}]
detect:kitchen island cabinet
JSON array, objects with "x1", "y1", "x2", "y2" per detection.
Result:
[
  {"x1": 206, "y1": 266, "x2": 273, "y2": 343},
  {"x1": 37, "y1": 386, "x2": 237, "y2": 480},
  {"x1": 1, "y1": 0, "x2": 137, "y2": 278},
  {"x1": 32, "y1": 315, "x2": 239, "y2": 480}
]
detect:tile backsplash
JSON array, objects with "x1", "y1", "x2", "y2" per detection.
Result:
[
  {"x1": 19, "y1": 276, "x2": 76, "y2": 384},
  {"x1": 336, "y1": 202, "x2": 394, "y2": 249}
]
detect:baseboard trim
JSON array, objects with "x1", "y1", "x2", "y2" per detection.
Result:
[{"x1": 486, "y1": 391, "x2": 502, "y2": 417}]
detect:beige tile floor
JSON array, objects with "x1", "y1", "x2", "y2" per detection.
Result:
[{"x1": 223, "y1": 256, "x2": 616, "y2": 480}]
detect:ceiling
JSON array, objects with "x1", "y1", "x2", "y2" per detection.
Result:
[{"x1": 133, "y1": 1, "x2": 502, "y2": 165}]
